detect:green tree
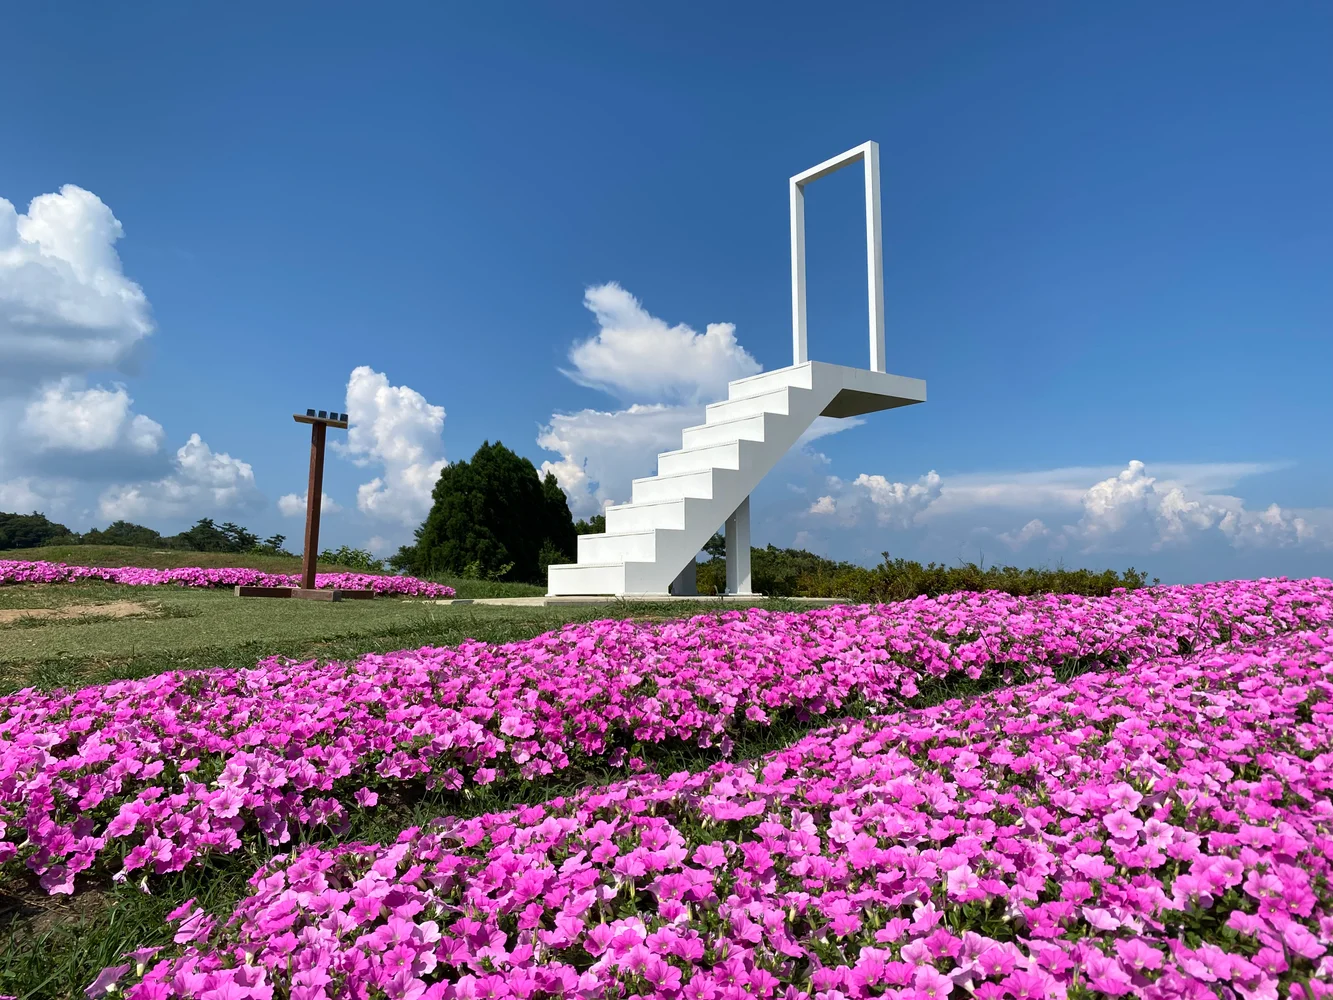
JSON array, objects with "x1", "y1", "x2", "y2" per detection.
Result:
[
  {"x1": 0, "y1": 511, "x2": 75, "y2": 550},
  {"x1": 81, "y1": 520, "x2": 162, "y2": 547},
  {"x1": 259, "y1": 534, "x2": 289, "y2": 555},
  {"x1": 541, "y1": 472, "x2": 577, "y2": 565},
  {"x1": 574, "y1": 513, "x2": 606, "y2": 535},
  {"x1": 218, "y1": 522, "x2": 259, "y2": 552},
  {"x1": 400, "y1": 441, "x2": 577, "y2": 584},
  {"x1": 168, "y1": 518, "x2": 239, "y2": 552}
]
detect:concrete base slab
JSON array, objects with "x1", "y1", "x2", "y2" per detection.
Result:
[
  {"x1": 291, "y1": 588, "x2": 338, "y2": 602},
  {"x1": 286, "y1": 588, "x2": 376, "y2": 602},
  {"x1": 414, "y1": 595, "x2": 847, "y2": 608},
  {"x1": 237, "y1": 586, "x2": 373, "y2": 601},
  {"x1": 235, "y1": 585, "x2": 293, "y2": 598}
]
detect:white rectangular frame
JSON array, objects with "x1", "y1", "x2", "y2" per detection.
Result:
[{"x1": 790, "y1": 140, "x2": 885, "y2": 372}]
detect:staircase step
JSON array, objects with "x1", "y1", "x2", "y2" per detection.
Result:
[
  {"x1": 605, "y1": 498, "x2": 687, "y2": 532},
  {"x1": 705, "y1": 386, "x2": 791, "y2": 424},
  {"x1": 577, "y1": 529, "x2": 668, "y2": 562},
  {"x1": 681, "y1": 412, "x2": 770, "y2": 449},
  {"x1": 546, "y1": 561, "x2": 627, "y2": 596},
  {"x1": 657, "y1": 440, "x2": 741, "y2": 476},
  {"x1": 631, "y1": 468, "x2": 718, "y2": 504},
  {"x1": 727, "y1": 363, "x2": 813, "y2": 401}
]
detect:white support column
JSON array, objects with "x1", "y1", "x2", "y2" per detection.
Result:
[
  {"x1": 725, "y1": 495, "x2": 752, "y2": 595},
  {"x1": 863, "y1": 141, "x2": 886, "y2": 373},
  {"x1": 790, "y1": 181, "x2": 807, "y2": 366},
  {"x1": 670, "y1": 559, "x2": 697, "y2": 597}
]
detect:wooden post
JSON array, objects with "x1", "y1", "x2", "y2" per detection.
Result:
[
  {"x1": 240, "y1": 410, "x2": 364, "y2": 601},
  {"x1": 301, "y1": 420, "x2": 327, "y2": 591}
]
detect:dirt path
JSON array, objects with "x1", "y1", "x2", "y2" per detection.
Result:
[{"x1": 0, "y1": 601, "x2": 153, "y2": 625}]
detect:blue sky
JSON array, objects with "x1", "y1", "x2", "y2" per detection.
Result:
[{"x1": 2, "y1": 2, "x2": 1330, "y2": 583}]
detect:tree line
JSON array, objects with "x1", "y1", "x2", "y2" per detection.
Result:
[
  {"x1": 0, "y1": 510, "x2": 286, "y2": 554},
  {"x1": 0, "y1": 511, "x2": 385, "y2": 570}
]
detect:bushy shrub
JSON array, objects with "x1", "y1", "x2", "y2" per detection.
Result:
[
  {"x1": 80, "y1": 520, "x2": 163, "y2": 548},
  {"x1": 695, "y1": 541, "x2": 1155, "y2": 599},
  {"x1": 318, "y1": 545, "x2": 385, "y2": 572}
]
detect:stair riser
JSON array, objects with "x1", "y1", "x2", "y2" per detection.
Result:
[
  {"x1": 727, "y1": 365, "x2": 813, "y2": 401},
  {"x1": 547, "y1": 563, "x2": 626, "y2": 596},
  {"x1": 632, "y1": 471, "x2": 714, "y2": 504},
  {"x1": 605, "y1": 502, "x2": 685, "y2": 532},
  {"x1": 682, "y1": 414, "x2": 768, "y2": 449},
  {"x1": 657, "y1": 441, "x2": 741, "y2": 476},
  {"x1": 705, "y1": 388, "x2": 790, "y2": 424},
  {"x1": 578, "y1": 532, "x2": 657, "y2": 563}
]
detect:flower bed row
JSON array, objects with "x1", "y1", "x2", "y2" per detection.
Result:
[
  {"x1": 106, "y1": 625, "x2": 1333, "y2": 999},
  {"x1": 2, "y1": 578, "x2": 1329, "y2": 896},
  {"x1": 0, "y1": 559, "x2": 455, "y2": 598}
]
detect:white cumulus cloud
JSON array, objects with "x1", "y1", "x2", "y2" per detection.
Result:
[
  {"x1": 538, "y1": 403, "x2": 700, "y2": 519},
  {"x1": 803, "y1": 458, "x2": 1333, "y2": 558},
  {"x1": 563, "y1": 283, "x2": 761, "y2": 405},
  {"x1": 98, "y1": 433, "x2": 262, "y2": 521},
  {"x1": 336, "y1": 366, "x2": 446, "y2": 527},
  {"x1": 795, "y1": 469, "x2": 942, "y2": 533},
  {"x1": 0, "y1": 477, "x2": 48, "y2": 512},
  {"x1": 998, "y1": 518, "x2": 1051, "y2": 550},
  {"x1": 808, "y1": 495, "x2": 837, "y2": 516},
  {"x1": 0, "y1": 185, "x2": 153, "y2": 380},
  {"x1": 21, "y1": 380, "x2": 163, "y2": 455},
  {"x1": 852, "y1": 470, "x2": 943, "y2": 527},
  {"x1": 1064, "y1": 459, "x2": 1324, "y2": 552},
  {"x1": 277, "y1": 491, "x2": 341, "y2": 518}
]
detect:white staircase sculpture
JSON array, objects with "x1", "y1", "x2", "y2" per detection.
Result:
[
  {"x1": 547, "y1": 141, "x2": 928, "y2": 597},
  {"x1": 546, "y1": 362, "x2": 925, "y2": 596}
]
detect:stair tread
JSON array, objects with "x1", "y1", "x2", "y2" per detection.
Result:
[
  {"x1": 726, "y1": 363, "x2": 809, "y2": 389},
  {"x1": 710, "y1": 386, "x2": 789, "y2": 405},
  {"x1": 657, "y1": 440, "x2": 743, "y2": 459},
  {"x1": 684, "y1": 411, "x2": 771, "y2": 433},
  {"x1": 582, "y1": 527, "x2": 675, "y2": 539},
  {"x1": 632, "y1": 467, "x2": 720, "y2": 486},
  {"x1": 700, "y1": 410, "x2": 770, "y2": 426},
  {"x1": 604, "y1": 497, "x2": 689, "y2": 514}
]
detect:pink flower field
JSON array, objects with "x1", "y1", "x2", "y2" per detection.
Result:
[
  {"x1": 2, "y1": 577, "x2": 1331, "y2": 998},
  {"x1": 0, "y1": 559, "x2": 456, "y2": 598}
]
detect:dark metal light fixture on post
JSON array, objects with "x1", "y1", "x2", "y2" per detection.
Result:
[
  {"x1": 292, "y1": 408, "x2": 349, "y2": 592},
  {"x1": 235, "y1": 407, "x2": 371, "y2": 602}
]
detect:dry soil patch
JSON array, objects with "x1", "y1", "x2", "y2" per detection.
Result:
[{"x1": 0, "y1": 600, "x2": 153, "y2": 626}]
